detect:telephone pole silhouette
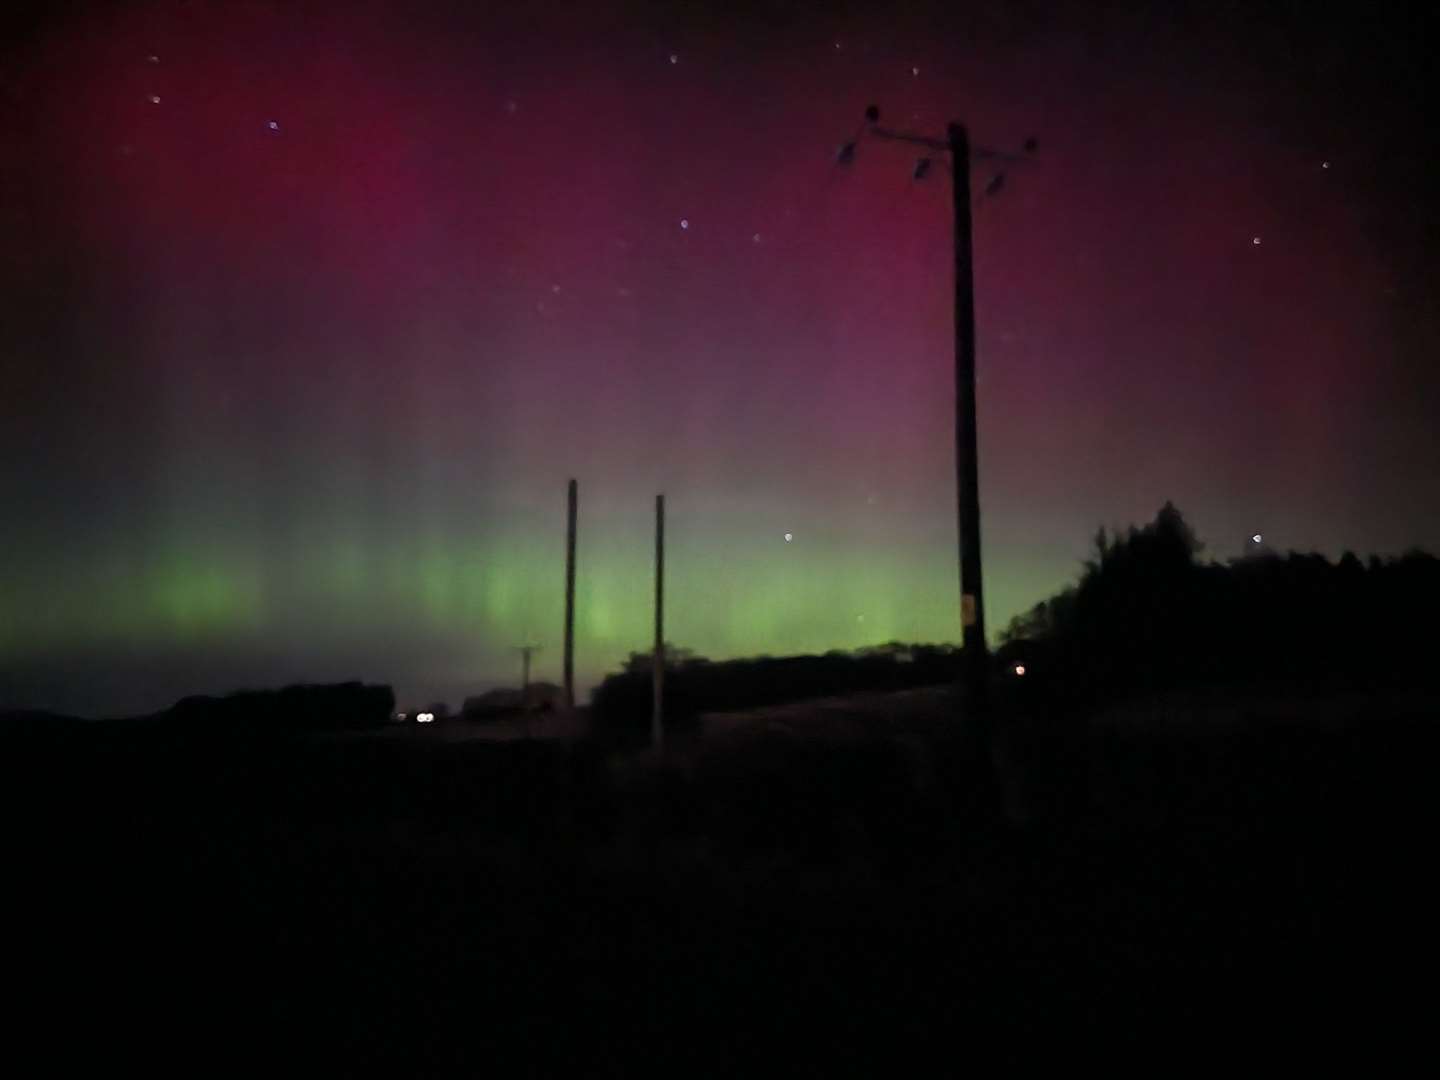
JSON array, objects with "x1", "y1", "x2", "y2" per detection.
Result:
[
  {"x1": 949, "y1": 120, "x2": 987, "y2": 711},
  {"x1": 835, "y1": 105, "x2": 1037, "y2": 713},
  {"x1": 511, "y1": 640, "x2": 543, "y2": 738},
  {"x1": 563, "y1": 478, "x2": 577, "y2": 710},
  {"x1": 652, "y1": 493, "x2": 665, "y2": 749},
  {"x1": 512, "y1": 642, "x2": 542, "y2": 705}
]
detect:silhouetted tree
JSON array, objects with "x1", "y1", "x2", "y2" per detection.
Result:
[
  {"x1": 1002, "y1": 502, "x2": 1439, "y2": 708},
  {"x1": 622, "y1": 642, "x2": 704, "y2": 675}
]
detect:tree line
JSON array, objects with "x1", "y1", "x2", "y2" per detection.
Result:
[{"x1": 590, "y1": 502, "x2": 1439, "y2": 735}]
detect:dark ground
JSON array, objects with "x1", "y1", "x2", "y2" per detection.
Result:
[{"x1": 3, "y1": 684, "x2": 1437, "y2": 1072}]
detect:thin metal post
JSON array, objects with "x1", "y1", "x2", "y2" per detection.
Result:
[
  {"x1": 653, "y1": 493, "x2": 665, "y2": 748},
  {"x1": 564, "y1": 478, "x2": 577, "y2": 710}
]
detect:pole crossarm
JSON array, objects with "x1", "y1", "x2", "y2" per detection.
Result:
[
  {"x1": 868, "y1": 125, "x2": 1034, "y2": 164},
  {"x1": 867, "y1": 125, "x2": 949, "y2": 151}
]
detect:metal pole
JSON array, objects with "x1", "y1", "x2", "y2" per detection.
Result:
[
  {"x1": 653, "y1": 493, "x2": 665, "y2": 748},
  {"x1": 949, "y1": 123, "x2": 989, "y2": 710},
  {"x1": 564, "y1": 478, "x2": 577, "y2": 710}
]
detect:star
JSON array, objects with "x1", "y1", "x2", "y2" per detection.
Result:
[
  {"x1": 146, "y1": 54, "x2": 160, "y2": 64},
  {"x1": 1321, "y1": 160, "x2": 1331, "y2": 169},
  {"x1": 752, "y1": 233, "x2": 762, "y2": 243},
  {"x1": 679, "y1": 218, "x2": 689, "y2": 230},
  {"x1": 783, "y1": 532, "x2": 793, "y2": 542},
  {"x1": 1251, "y1": 236, "x2": 1262, "y2": 245},
  {"x1": 669, "y1": 53, "x2": 679, "y2": 65},
  {"x1": 1251, "y1": 533, "x2": 1263, "y2": 544},
  {"x1": 911, "y1": 65, "x2": 920, "y2": 76},
  {"x1": 266, "y1": 120, "x2": 280, "y2": 132},
  {"x1": 551, "y1": 284, "x2": 562, "y2": 294},
  {"x1": 148, "y1": 94, "x2": 161, "y2": 104}
]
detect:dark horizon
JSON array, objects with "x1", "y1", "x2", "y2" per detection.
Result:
[{"x1": 8, "y1": 517, "x2": 1435, "y2": 722}]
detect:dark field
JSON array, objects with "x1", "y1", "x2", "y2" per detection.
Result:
[{"x1": 5, "y1": 686, "x2": 1437, "y2": 1072}]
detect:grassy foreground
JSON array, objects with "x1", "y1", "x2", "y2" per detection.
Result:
[{"x1": 4, "y1": 684, "x2": 1436, "y2": 1071}]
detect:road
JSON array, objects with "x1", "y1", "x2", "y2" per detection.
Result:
[{"x1": 336, "y1": 684, "x2": 970, "y2": 748}]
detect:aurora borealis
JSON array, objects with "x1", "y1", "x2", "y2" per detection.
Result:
[{"x1": 3, "y1": 1, "x2": 1437, "y2": 716}]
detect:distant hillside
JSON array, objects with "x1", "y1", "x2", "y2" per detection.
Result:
[
  {"x1": 0, "y1": 709, "x2": 88, "y2": 741},
  {"x1": 589, "y1": 643, "x2": 962, "y2": 739},
  {"x1": 0, "y1": 682, "x2": 397, "y2": 747}
]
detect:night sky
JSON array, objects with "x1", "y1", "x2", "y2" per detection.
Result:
[{"x1": 3, "y1": 1, "x2": 1437, "y2": 716}]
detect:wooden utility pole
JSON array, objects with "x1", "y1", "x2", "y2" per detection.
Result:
[
  {"x1": 652, "y1": 493, "x2": 664, "y2": 749},
  {"x1": 836, "y1": 106, "x2": 1035, "y2": 820},
  {"x1": 837, "y1": 108, "x2": 1031, "y2": 713},
  {"x1": 948, "y1": 122, "x2": 990, "y2": 713},
  {"x1": 563, "y1": 478, "x2": 577, "y2": 710}
]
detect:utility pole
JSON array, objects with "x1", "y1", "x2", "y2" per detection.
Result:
[
  {"x1": 652, "y1": 493, "x2": 665, "y2": 749},
  {"x1": 512, "y1": 641, "x2": 542, "y2": 737},
  {"x1": 563, "y1": 478, "x2": 577, "y2": 710},
  {"x1": 836, "y1": 106, "x2": 1035, "y2": 711},
  {"x1": 948, "y1": 122, "x2": 988, "y2": 713},
  {"x1": 513, "y1": 643, "x2": 542, "y2": 704}
]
